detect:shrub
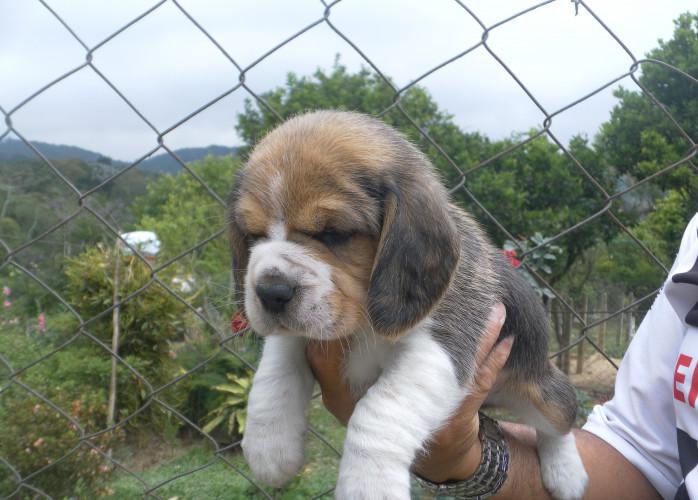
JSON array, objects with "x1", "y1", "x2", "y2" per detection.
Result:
[
  {"x1": 173, "y1": 336, "x2": 260, "y2": 437},
  {"x1": 0, "y1": 389, "x2": 122, "y2": 498},
  {"x1": 202, "y1": 370, "x2": 253, "y2": 440}
]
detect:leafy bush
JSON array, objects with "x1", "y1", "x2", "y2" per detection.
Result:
[
  {"x1": 0, "y1": 389, "x2": 121, "y2": 498},
  {"x1": 174, "y1": 335, "x2": 260, "y2": 437},
  {"x1": 503, "y1": 233, "x2": 562, "y2": 298},
  {"x1": 202, "y1": 370, "x2": 253, "y2": 440},
  {"x1": 63, "y1": 246, "x2": 188, "y2": 363}
]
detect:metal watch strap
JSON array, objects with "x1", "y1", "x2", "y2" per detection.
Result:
[{"x1": 413, "y1": 412, "x2": 509, "y2": 499}]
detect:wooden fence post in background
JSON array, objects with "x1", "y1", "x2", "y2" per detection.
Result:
[
  {"x1": 599, "y1": 292, "x2": 607, "y2": 352},
  {"x1": 552, "y1": 299, "x2": 562, "y2": 372},
  {"x1": 561, "y1": 307, "x2": 572, "y2": 375},
  {"x1": 576, "y1": 296, "x2": 588, "y2": 374},
  {"x1": 627, "y1": 292, "x2": 636, "y2": 341},
  {"x1": 618, "y1": 295, "x2": 625, "y2": 346},
  {"x1": 624, "y1": 292, "x2": 635, "y2": 344},
  {"x1": 107, "y1": 243, "x2": 122, "y2": 434}
]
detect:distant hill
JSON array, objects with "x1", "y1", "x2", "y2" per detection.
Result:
[
  {"x1": 0, "y1": 138, "x2": 238, "y2": 174},
  {"x1": 0, "y1": 138, "x2": 120, "y2": 165},
  {"x1": 138, "y1": 145, "x2": 239, "y2": 174}
]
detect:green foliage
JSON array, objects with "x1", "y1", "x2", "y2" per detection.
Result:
[
  {"x1": 504, "y1": 233, "x2": 562, "y2": 298},
  {"x1": 469, "y1": 134, "x2": 615, "y2": 279},
  {"x1": 132, "y1": 155, "x2": 240, "y2": 316},
  {"x1": 0, "y1": 384, "x2": 120, "y2": 498},
  {"x1": 202, "y1": 371, "x2": 253, "y2": 438},
  {"x1": 59, "y1": 245, "x2": 193, "y2": 432},
  {"x1": 172, "y1": 331, "x2": 261, "y2": 434},
  {"x1": 596, "y1": 11, "x2": 698, "y2": 264},
  {"x1": 100, "y1": 398, "x2": 346, "y2": 499},
  {"x1": 0, "y1": 157, "x2": 150, "y2": 320},
  {"x1": 63, "y1": 246, "x2": 187, "y2": 363}
]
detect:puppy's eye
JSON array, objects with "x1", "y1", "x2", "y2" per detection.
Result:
[
  {"x1": 313, "y1": 229, "x2": 351, "y2": 246},
  {"x1": 247, "y1": 233, "x2": 264, "y2": 244}
]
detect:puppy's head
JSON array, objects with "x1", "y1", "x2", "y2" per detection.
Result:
[{"x1": 228, "y1": 111, "x2": 459, "y2": 339}]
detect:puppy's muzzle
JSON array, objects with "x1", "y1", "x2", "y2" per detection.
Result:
[{"x1": 255, "y1": 279, "x2": 295, "y2": 313}]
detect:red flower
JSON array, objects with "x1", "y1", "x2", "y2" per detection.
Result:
[
  {"x1": 230, "y1": 312, "x2": 249, "y2": 335},
  {"x1": 37, "y1": 313, "x2": 46, "y2": 332},
  {"x1": 502, "y1": 249, "x2": 521, "y2": 268}
]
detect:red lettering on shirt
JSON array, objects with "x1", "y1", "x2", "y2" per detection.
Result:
[
  {"x1": 675, "y1": 354, "x2": 692, "y2": 403},
  {"x1": 690, "y1": 362, "x2": 698, "y2": 408}
]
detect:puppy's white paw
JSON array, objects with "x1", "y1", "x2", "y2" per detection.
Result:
[
  {"x1": 335, "y1": 473, "x2": 409, "y2": 500},
  {"x1": 241, "y1": 426, "x2": 305, "y2": 488},
  {"x1": 538, "y1": 432, "x2": 589, "y2": 500},
  {"x1": 335, "y1": 454, "x2": 410, "y2": 500}
]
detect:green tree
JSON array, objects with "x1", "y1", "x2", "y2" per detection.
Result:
[
  {"x1": 596, "y1": 12, "x2": 698, "y2": 267},
  {"x1": 466, "y1": 133, "x2": 615, "y2": 279},
  {"x1": 131, "y1": 155, "x2": 240, "y2": 324},
  {"x1": 0, "y1": 158, "x2": 150, "y2": 319},
  {"x1": 62, "y1": 246, "x2": 188, "y2": 379}
]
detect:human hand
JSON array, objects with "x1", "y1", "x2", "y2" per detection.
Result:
[{"x1": 306, "y1": 302, "x2": 512, "y2": 483}]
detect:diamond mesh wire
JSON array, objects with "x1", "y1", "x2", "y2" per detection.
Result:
[{"x1": 1, "y1": 0, "x2": 696, "y2": 498}]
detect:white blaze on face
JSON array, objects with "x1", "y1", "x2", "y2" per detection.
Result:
[
  {"x1": 268, "y1": 221, "x2": 286, "y2": 241},
  {"x1": 244, "y1": 221, "x2": 336, "y2": 339}
]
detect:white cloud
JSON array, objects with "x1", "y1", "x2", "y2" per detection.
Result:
[{"x1": 1, "y1": 0, "x2": 695, "y2": 161}]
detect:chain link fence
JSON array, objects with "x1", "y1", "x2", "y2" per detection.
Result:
[{"x1": 1, "y1": 0, "x2": 697, "y2": 497}]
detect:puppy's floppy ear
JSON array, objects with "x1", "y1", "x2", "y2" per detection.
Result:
[
  {"x1": 227, "y1": 170, "x2": 249, "y2": 300},
  {"x1": 367, "y1": 171, "x2": 460, "y2": 337}
]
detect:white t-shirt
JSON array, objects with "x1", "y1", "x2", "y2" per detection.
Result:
[{"x1": 584, "y1": 213, "x2": 698, "y2": 499}]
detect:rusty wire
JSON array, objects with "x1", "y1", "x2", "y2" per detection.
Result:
[{"x1": 1, "y1": 0, "x2": 697, "y2": 498}]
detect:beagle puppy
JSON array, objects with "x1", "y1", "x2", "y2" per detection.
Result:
[{"x1": 228, "y1": 110, "x2": 588, "y2": 499}]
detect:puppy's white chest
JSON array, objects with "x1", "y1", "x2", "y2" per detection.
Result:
[{"x1": 343, "y1": 332, "x2": 396, "y2": 397}]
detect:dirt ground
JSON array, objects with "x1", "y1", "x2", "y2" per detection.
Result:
[{"x1": 569, "y1": 352, "x2": 620, "y2": 400}]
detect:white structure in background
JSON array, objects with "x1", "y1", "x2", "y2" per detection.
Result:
[
  {"x1": 172, "y1": 276, "x2": 195, "y2": 294},
  {"x1": 119, "y1": 231, "x2": 195, "y2": 293},
  {"x1": 119, "y1": 231, "x2": 161, "y2": 257}
]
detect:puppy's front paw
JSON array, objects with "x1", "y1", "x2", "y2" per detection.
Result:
[
  {"x1": 335, "y1": 474, "x2": 409, "y2": 500},
  {"x1": 241, "y1": 425, "x2": 305, "y2": 488},
  {"x1": 538, "y1": 433, "x2": 589, "y2": 500},
  {"x1": 335, "y1": 455, "x2": 410, "y2": 500}
]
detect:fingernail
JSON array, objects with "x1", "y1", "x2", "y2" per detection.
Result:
[{"x1": 488, "y1": 303, "x2": 506, "y2": 328}]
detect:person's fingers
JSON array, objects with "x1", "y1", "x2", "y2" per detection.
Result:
[
  {"x1": 471, "y1": 334, "x2": 514, "y2": 398},
  {"x1": 474, "y1": 302, "x2": 507, "y2": 367}
]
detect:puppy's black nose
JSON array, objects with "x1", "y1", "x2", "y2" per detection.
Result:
[{"x1": 256, "y1": 282, "x2": 294, "y2": 313}]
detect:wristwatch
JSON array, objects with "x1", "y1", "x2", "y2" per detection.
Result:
[{"x1": 413, "y1": 412, "x2": 509, "y2": 499}]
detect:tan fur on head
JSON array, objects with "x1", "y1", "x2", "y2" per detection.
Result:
[{"x1": 228, "y1": 110, "x2": 460, "y2": 339}]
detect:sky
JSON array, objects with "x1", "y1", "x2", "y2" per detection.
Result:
[{"x1": 0, "y1": 0, "x2": 695, "y2": 162}]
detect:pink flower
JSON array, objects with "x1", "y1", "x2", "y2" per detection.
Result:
[
  {"x1": 2, "y1": 286, "x2": 10, "y2": 296},
  {"x1": 37, "y1": 313, "x2": 46, "y2": 332},
  {"x1": 33, "y1": 438, "x2": 44, "y2": 447},
  {"x1": 3, "y1": 300, "x2": 11, "y2": 309}
]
